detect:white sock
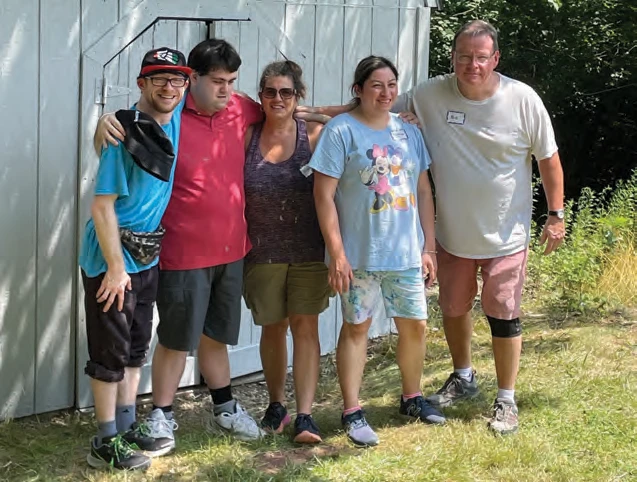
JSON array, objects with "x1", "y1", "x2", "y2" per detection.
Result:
[
  {"x1": 454, "y1": 367, "x2": 473, "y2": 382},
  {"x1": 497, "y1": 388, "x2": 515, "y2": 402}
]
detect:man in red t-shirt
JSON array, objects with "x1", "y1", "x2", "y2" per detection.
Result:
[{"x1": 96, "y1": 39, "x2": 265, "y2": 449}]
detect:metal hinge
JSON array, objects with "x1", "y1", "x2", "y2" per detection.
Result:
[{"x1": 94, "y1": 78, "x2": 132, "y2": 105}]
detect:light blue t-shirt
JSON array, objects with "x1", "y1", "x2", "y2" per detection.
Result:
[
  {"x1": 79, "y1": 101, "x2": 184, "y2": 277},
  {"x1": 307, "y1": 112, "x2": 432, "y2": 271}
]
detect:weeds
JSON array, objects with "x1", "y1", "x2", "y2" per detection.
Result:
[{"x1": 527, "y1": 168, "x2": 637, "y2": 312}]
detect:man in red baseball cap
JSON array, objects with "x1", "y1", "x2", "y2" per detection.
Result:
[{"x1": 79, "y1": 47, "x2": 189, "y2": 471}]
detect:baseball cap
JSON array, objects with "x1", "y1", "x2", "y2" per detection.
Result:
[{"x1": 138, "y1": 47, "x2": 192, "y2": 78}]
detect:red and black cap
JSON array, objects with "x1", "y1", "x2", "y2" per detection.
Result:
[{"x1": 138, "y1": 47, "x2": 192, "y2": 78}]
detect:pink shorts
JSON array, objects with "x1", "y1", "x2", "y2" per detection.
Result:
[{"x1": 437, "y1": 243, "x2": 528, "y2": 320}]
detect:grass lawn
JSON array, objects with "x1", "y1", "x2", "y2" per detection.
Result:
[{"x1": 1, "y1": 303, "x2": 636, "y2": 482}]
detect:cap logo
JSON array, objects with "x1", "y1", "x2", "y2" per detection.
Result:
[{"x1": 154, "y1": 49, "x2": 179, "y2": 65}]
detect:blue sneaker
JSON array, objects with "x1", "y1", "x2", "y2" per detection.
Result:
[{"x1": 399, "y1": 395, "x2": 446, "y2": 425}]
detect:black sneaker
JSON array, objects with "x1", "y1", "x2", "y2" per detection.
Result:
[
  {"x1": 399, "y1": 395, "x2": 446, "y2": 425},
  {"x1": 293, "y1": 414, "x2": 322, "y2": 444},
  {"x1": 425, "y1": 372, "x2": 479, "y2": 408},
  {"x1": 86, "y1": 434, "x2": 151, "y2": 471},
  {"x1": 122, "y1": 421, "x2": 173, "y2": 457},
  {"x1": 260, "y1": 402, "x2": 291, "y2": 434}
]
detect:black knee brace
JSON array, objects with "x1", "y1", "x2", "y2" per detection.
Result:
[{"x1": 487, "y1": 316, "x2": 522, "y2": 338}]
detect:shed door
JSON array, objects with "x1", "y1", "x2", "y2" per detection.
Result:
[{"x1": 76, "y1": 19, "x2": 210, "y2": 409}]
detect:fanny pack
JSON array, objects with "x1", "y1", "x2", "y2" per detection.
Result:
[{"x1": 119, "y1": 225, "x2": 165, "y2": 265}]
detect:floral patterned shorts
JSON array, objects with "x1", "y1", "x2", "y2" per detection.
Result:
[{"x1": 341, "y1": 268, "x2": 427, "y2": 324}]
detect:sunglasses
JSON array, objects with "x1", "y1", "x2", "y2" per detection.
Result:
[{"x1": 260, "y1": 87, "x2": 296, "y2": 100}]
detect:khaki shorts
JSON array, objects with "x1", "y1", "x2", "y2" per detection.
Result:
[
  {"x1": 437, "y1": 242, "x2": 528, "y2": 320},
  {"x1": 243, "y1": 262, "x2": 331, "y2": 326}
]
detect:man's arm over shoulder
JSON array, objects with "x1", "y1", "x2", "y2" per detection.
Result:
[
  {"x1": 306, "y1": 121, "x2": 324, "y2": 152},
  {"x1": 236, "y1": 92, "x2": 264, "y2": 125}
]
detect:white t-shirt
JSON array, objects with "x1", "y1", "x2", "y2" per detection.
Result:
[{"x1": 395, "y1": 73, "x2": 558, "y2": 258}]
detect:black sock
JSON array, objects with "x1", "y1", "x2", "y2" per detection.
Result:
[
  {"x1": 210, "y1": 385, "x2": 233, "y2": 406},
  {"x1": 152, "y1": 404, "x2": 173, "y2": 414}
]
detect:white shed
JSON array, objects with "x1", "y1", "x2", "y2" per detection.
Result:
[{"x1": 0, "y1": 0, "x2": 440, "y2": 419}]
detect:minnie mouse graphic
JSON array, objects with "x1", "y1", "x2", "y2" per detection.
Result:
[{"x1": 359, "y1": 144, "x2": 394, "y2": 213}]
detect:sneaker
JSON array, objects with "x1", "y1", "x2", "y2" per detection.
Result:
[
  {"x1": 207, "y1": 401, "x2": 265, "y2": 441},
  {"x1": 86, "y1": 434, "x2": 151, "y2": 471},
  {"x1": 425, "y1": 372, "x2": 479, "y2": 408},
  {"x1": 341, "y1": 409, "x2": 379, "y2": 447},
  {"x1": 293, "y1": 413, "x2": 322, "y2": 444},
  {"x1": 488, "y1": 398, "x2": 519, "y2": 435},
  {"x1": 399, "y1": 395, "x2": 446, "y2": 425},
  {"x1": 122, "y1": 421, "x2": 173, "y2": 458},
  {"x1": 260, "y1": 402, "x2": 291, "y2": 434},
  {"x1": 144, "y1": 408, "x2": 178, "y2": 455}
]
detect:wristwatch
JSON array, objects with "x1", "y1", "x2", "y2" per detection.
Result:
[{"x1": 548, "y1": 209, "x2": 565, "y2": 220}]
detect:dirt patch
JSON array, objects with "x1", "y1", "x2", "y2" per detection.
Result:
[{"x1": 254, "y1": 445, "x2": 360, "y2": 475}]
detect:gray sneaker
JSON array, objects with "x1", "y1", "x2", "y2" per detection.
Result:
[
  {"x1": 425, "y1": 372, "x2": 479, "y2": 408},
  {"x1": 145, "y1": 408, "x2": 178, "y2": 455},
  {"x1": 342, "y1": 409, "x2": 379, "y2": 447},
  {"x1": 488, "y1": 398, "x2": 519, "y2": 435},
  {"x1": 207, "y1": 402, "x2": 265, "y2": 441}
]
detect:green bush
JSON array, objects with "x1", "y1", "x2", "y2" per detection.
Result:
[{"x1": 526, "y1": 169, "x2": 637, "y2": 311}]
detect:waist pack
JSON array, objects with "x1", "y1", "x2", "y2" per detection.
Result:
[{"x1": 119, "y1": 225, "x2": 165, "y2": 265}]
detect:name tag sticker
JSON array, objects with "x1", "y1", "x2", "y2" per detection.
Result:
[
  {"x1": 446, "y1": 111, "x2": 466, "y2": 125},
  {"x1": 390, "y1": 129, "x2": 408, "y2": 141}
]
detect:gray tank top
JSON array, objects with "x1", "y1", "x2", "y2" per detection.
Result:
[{"x1": 244, "y1": 119, "x2": 325, "y2": 264}]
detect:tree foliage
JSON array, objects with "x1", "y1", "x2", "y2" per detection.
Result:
[{"x1": 428, "y1": 0, "x2": 637, "y2": 202}]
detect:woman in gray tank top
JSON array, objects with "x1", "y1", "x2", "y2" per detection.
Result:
[{"x1": 242, "y1": 60, "x2": 330, "y2": 443}]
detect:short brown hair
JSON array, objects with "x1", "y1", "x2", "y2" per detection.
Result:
[
  {"x1": 259, "y1": 60, "x2": 307, "y2": 99},
  {"x1": 452, "y1": 20, "x2": 499, "y2": 52}
]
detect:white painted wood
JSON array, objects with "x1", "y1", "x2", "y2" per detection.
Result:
[
  {"x1": 0, "y1": 0, "x2": 39, "y2": 420},
  {"x1": 76, "y1": 52, "x2": 105, "y2": 409},
  {"x1": 177, "y1": 20, "x2": 208, "y2": 56},
  {"x1": 81, "y1": 0, "x2": 118, "y2": 51},
  {"x1": 415, "y1": 5, "x2": 431, "y2": 83},
  {"x1": 34, "y1": 0, "x2": 80, "y2": 414},
  {"x1": 257, "y1": 4, "x2": 285, "y2": 82},
  {"x1": 398, "y1": 0, "x2": 419, "y2": 93},
  {"x1": 214, "y1": 21, "x2": 241, "y2": 90},
  {"x1": 119, "y1": 0, "x2": 143, "y2": 18},
  {"x1": 371, "y1": 0, "x2": 400, "y2": 64},
  {"x1": 153, "y1": 19, "x2": 178, "y2": 48},
  {"x1": 313, "y1": 0, "x2": 345, "y2": 106},
  {"x1": 284, "y1": 0, "x2": 316, "y2": 105},
  {"x1": 237, "y1": 20, "x2": 260, "y2": 99},
  {"x1": 342, "y1": 0, "x2": 373, "y2": 102},
  {"x1": 83, "y1": 0, "x2": 250, "y2": 67}
]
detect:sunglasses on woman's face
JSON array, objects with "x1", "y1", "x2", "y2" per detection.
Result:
[{"x1": 260, "y1": 87, "x2": 296, "y2": 100}]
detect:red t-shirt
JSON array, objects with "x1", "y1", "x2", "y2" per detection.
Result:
[{"x1": 159, "y1": 92, "x2": 263, "y2": 270}]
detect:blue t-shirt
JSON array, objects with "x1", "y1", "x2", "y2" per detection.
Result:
[
  {"x1": 307, "y1": 112, "x2": 432, "y2": 271},
  {"x1": 79, "y1": 101, "x2": 184, "y2": 277}
]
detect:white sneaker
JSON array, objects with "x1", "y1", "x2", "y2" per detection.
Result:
[
  {"x1": 207, "y1": 402, "x2": 265, "y2": 441},
  {"x1": 145, "y1": 408, "x2": 179, "y2": 455}
]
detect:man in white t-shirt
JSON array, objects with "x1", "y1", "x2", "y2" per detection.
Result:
[{"x1": 392, "y1": 20, "x2": 565, "y2": 434}]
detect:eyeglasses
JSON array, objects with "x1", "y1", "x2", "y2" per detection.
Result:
[
  {"x1": 455, "y1": 53, "x2": 496, "y2": 65},
  {"x1": 260, "y1": 87, "x2": 296, "y2": 100},
  {"x1": 146, "y1": 76, "x2": 188, "y2": 87}
]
